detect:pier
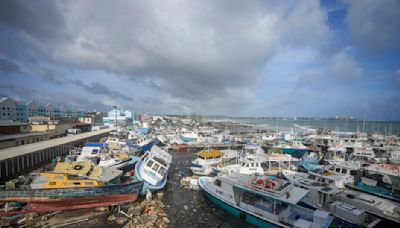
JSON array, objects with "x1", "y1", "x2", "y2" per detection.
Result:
[{"x1": 0, "y1": 128, "x2": 112, "y2": 182}]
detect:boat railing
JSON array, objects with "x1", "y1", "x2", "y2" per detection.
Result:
[{"x1": 225, "y1": 175, "x2": 293, "y2": 198}]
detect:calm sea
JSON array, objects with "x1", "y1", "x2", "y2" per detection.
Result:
[{"x1": 210, "y1": 118, "x2": 400, "y2": 135}]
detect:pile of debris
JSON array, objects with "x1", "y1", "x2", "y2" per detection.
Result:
[
  {"x1": 180, "y1": 176, "x2": 200, "y2": 190},
  {"x1": 108, "y1": 192, "x2": 170, "y2": 228}
]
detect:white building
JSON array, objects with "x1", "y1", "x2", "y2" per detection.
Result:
[{"x1": 0, "y1": 97, "x2": 16, "y2": 121}]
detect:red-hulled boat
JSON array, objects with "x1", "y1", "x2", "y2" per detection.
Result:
[{"x1": 0, "y1": 181, "x2": 143, "y2": 214}]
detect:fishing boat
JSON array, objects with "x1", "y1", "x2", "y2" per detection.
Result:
[
  {"x1": 346, "y1": 163, "x2": 400, "y2": 202},
  {"x1": 297, "y1": 151, "x2": 322, "y2": 171},
  {"x1": 51, "y1": 161, "x2": 122, "y2": 183},
  {"x1": 190, "y1": 148, "x2": 224, "y2": 176},
  {"x1": 134, "y1": 146, "x2": 172, "y2": 192},
  {"x1": 199, "y1": 174, "x2": 335, "y2": 227},
  {"x1": 273, "y1": 140, "x2": 308, "y2": 155},
  {"x1": 0, "y1": 181, "x2": 144, "y2": 213},
  {"x1": 214, "y1": 157, "x2": 265, "y2": 175},
  {"x1": 98, "y1": 153, "x2": 139, "y2": 169},
  {"x1": 282, "y1": 168, "x2": 397, "y2": 225},
  {"x1": 179, "y1": 131, "x2": 199, "y2": 143}
]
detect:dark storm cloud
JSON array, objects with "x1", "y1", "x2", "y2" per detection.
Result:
[
  {"x1": 0, "y1": 0, "x2": 69, "y2": 41},
  {"x1": 40, "y1": 0, "x2": 327, "y2": 110},
  {"x1": 0, "y1": 82, "x2": 35, "y2": 96},
  {"x1": 34, "y1": 67, "x2": 62, "y2": 83},
  {"x1": 70, "y1": 80, "x2": 133, "y2": 101},
  {"x1": 0, "y1": 58, "x2": 19, "y2": 73}
]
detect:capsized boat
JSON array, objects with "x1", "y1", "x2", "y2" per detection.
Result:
[
  {"x1": 0, "y1": 181, "x2": 144, "y2": 213},
  {"x1": 134, "y1": 146, "x2": 172, "y2": 192},
  {"x1": 199, "y1": 174, "x2": 335, "y2": 228}
]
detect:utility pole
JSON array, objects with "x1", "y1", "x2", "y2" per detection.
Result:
[{"x1": 113, "y1": 105, "x2": 117, "y2": 137}]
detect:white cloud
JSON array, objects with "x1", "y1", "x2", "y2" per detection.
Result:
[
  {"x1": 328, "y1": 50, "x2": 363, "y2": 82},
  {"x1": 343, "y1": 0, "x2": 400, "y2": 50}
]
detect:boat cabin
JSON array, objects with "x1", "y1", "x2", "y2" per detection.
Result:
[
  {"x1": 30, "y1": 172, "x2": 103, "y2": 189},
  {"x1": 194, "y1": 149, "x2": 224, "y2": 166},
  {"x1": 142, "y1": 146, "x2": 172, "y2": 185}
]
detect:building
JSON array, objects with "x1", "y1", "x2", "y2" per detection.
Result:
[
  {"x1": 30, "y1": 117, "x2": 74, "y2": 138},
  {"x1": 15, "y1": 103, "x2": 28, "y2": 122},
  {"x1": 0, "y1": 97, "x2": 16, "y2": 121},
  {"x1": 1, "y1": 97, "x2": 85, "y2": 121},
  {"x1": 0, "y1": 121, "x2": 49, "y2": 149},
  {"x1": 79, "y1": 112, "x2": 104, "y2": 126},
  {"x1": 103, "y1": 108, "x2": 135, "y2": 127}
]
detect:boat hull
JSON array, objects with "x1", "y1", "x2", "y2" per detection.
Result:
[
  {"x1": 0, "y1": 181, "x2": 143, "y2": 202},
  {"x1": 200, "y1": 182, "x2": 278, "y2": 228},
  {"x1": 26, "y1": 193, "x2": 138, "y2": 212}
]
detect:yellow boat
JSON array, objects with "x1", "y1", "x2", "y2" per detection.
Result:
[
  {"x1": 30, "y1": 161, "x2": 122, "y2": 189},
  {"x1": 30, "y1": 172, "x2": 104, "y2": 189}
]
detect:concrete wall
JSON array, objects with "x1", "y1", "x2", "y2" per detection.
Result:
[{"x1": 0, "y1": 134, "x2": 50, "y2": 150}]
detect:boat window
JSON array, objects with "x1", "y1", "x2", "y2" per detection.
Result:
[
  {"x1": 152, "y1": 163, "x2": 160, "y2": 171},
  {"x1": 92, "y1": 149, "x2": 99, "y2": 154},
  {"x1": 85, "y1": 182, "x2": 94, "y2": 185},
  {"x1": 214, "y1": 179, "x2": 221, "y2": 187},
  {"x1": 48, "y1": 182, "x2": 56, "y2": 185},
  {"x1": 250, "y1": 163, "x2": 254, "y2": 167},
  {"x1": 307, "y1": 175, "x2": 316, "y2": 180},
  {"x1": 73, "y1": 182, "x2": 81, "y2": 185},
  {"x1": 159, "y1": 167, "x2": 166, "y2": 176},
  {"x1": 245, "y1": 164, "x2": 249, "y2": 167},
  {"x1": 335, "y1": 168, "x2": 341, "y2": 173},
  {"x1": 146, "y1": 160, "x2": 154, "y2": 168},
  {"x1": 341, "y1": 169, "x2": 347, "y2": 174},
  {"x1": 350, "y1": 170, "x2": 357, "y2": 176},
  {"x1": 55, "y1": 175, "x2": 64, "y2": 180}
]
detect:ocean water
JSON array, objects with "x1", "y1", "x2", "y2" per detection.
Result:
[{"x1": 222, "y1": 118, "x2": 400, "y2": 135}]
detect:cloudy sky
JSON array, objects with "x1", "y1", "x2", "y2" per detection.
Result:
[{"x1": 0, "y1": 0, "x2": 399, "y2": 119}]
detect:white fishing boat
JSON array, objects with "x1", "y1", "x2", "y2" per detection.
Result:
[
  {"x1": 215, "y1": 157, "x2": 265, "y2": 175},
  {"x1": 76, "y1": 146, "x2": 104, "y2": 164},
  {"x1": 98, "y1": 153, "x2": 135, "y2": 169},
  {"x1": 353, "y1": 147, "x2": 376, "y2": 160},
  {"x1": 134, "y1": 146, "x2": 172, "y2": 191},
  {"x1": 282, "y1": 169, "x2": 392, "y2": 225},
  {"x1": 190, "y1": 148, "x2": 224, "y2": 176},
  {"x1": 199, "y1": 174, "x2": 335, "y2": 227}
]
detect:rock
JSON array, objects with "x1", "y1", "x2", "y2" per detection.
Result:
[
  {"x1": 150, "y1": 214, "x2": 158, "y2": 223},
  {"x1": 129, "y1": 205, "x2": 142, "y2": 216},
  {"x1": 193, "y1": 209, "x2": 196, "y2": 212},
  {"x1": 116, "y1": 217, "x2": 128, "y2": 225},
  {"x1": 162, "y1": 217, "x2": 170, "y2": 224},
  {"x1": 145, "y1": 221, "x2": 154, "y2": 228},
  {"x1": 184, "y1": 205, "x2": 188, "y2": 210},
  {"x1": 96, "y1": 207, "x2": 108, "y2": 212},
  {"x1": 123, "y1": 221, "x2": 133, "y2": 228},
  {"x1": 107, "y1": 215, "x2": 116, "y2": 222}
]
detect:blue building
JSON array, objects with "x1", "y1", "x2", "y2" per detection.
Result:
[{"x1": 15, "y1": 103, "x2": 28, "y2": 122}]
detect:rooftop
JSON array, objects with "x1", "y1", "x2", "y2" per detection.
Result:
[
  {"x1": 0, "y1": 128, "x2": 112, "y2": 161},
  {"x1": 0, "y1": 132, "x2": 49, "y2": 142}
]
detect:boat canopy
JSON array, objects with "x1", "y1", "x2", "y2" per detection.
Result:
[{"x1": 197, "y1": 149, "x2": 224, "y2": 158}]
